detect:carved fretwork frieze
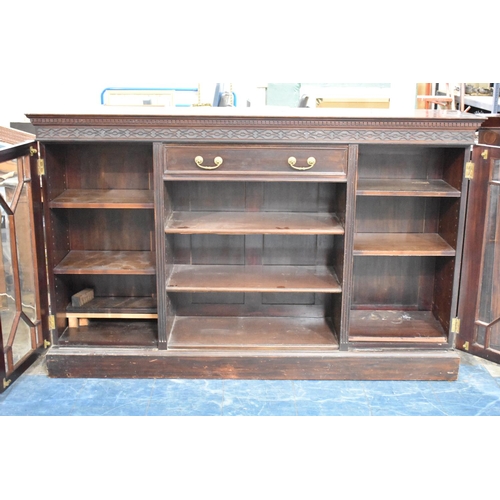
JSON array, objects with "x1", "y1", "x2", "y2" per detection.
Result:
[{"x1": 36, "y1": 126, "x2": 477, "y2": 144}]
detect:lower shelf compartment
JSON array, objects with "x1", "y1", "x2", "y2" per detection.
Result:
[
  {"x1": 168, "y1": 316, "x2": 338, "y2": 351},
  {"x1": 349, "y1": 310, "x2": 448, "y2": 343},
  {"x1": 58, "y1": 320, "x2": 158, "y2": 347}
]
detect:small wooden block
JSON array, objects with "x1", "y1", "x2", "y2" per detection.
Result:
[
  {"x1": 71, "y1": 288, "x2": 94, "y2": 307},
  {"x1": 68, "y1": 318, "x2": 78, "y2": 328},
  {"x1": 79, "y1": 318, "x2": 90, "y2": 326}
]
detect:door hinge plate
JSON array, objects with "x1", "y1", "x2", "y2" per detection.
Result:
[
  {"x1": 3, "y1": 378, "x2": 12, "y2": 389},
  {"x1": 44, "y1": 339, "x2": 51, "y2": 349},
  {"x1": 48, "y1": 315, "x2": 55, "y2": 330},
  {"x1": 465, "y1": 161, "x2": 474, "y2": 180},
  {"x1": 481, "y1": 150, "x2": 488, "y2": 160},
  {"x1": 37, "y1": 159, "x2": 45, "y2": 176},
  {"x1": 463, "y1": 341, "x2": 470, "y2": 351},
  {"x1": 451, "y1": 317, "x2": 461, "y2": 334}
]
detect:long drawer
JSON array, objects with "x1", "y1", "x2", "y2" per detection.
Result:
[{"x1": 163, "y1": 144, "x2": 348, "y2": 181}]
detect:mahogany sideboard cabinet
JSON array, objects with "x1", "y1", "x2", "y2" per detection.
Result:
[{"x1": 1, "y1": 108, "x2": 496, "y2": 390}]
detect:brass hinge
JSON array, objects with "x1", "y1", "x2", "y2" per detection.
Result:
[
  {"x1": 37, "y1": 159, "x2": 45, "y2": 176},
  {"x1": 465, "y1": 162, "x2": 474, "y2": 180},
  {"x1": 44, "y1": 339, "x2": 51, "y2": 349},
  {"x1": 3, "y1": 378, "x2": 11, "y2": 389},
  {"x1": 481, "y1": 150, "x2": 489, "y2": 160},
  {"x1": 48, "y1": 315, "x2": 56, "y2": 330},
  {"x1": 451, "y1": 317, "x2": 461, "y2": 334},
  {"x1": 463, "y1": 341, "x2": 470, "y2": 351}
]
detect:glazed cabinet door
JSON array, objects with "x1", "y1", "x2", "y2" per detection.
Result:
[
  {"x1": 457, "y1": 144, "x2": 500, "y2": 363},
  {"x1": 0, "y1": 141, "x2": 50, "y2": 393}
]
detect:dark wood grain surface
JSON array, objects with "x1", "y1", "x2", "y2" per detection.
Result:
[{"x1": 166, "y1": 264, "x2": 341, "y2": 293}]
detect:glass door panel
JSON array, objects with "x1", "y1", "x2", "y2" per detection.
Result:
[
  {"x1": 0, "y1": 143, "x2": 46, "y2": 392},
  {"x1": 475, "y1": 159, "x2": 500, "y2": 352}
]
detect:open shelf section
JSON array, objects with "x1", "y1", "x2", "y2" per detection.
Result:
[
  {"x1": 166, "y1": 265, "x2": 341, "y2": 293},
  {"x1": 168, "y1": 316, "x2": 338, "y2": 351},
  {"x1": 58, "y1": 319, "x2": 158, "y2": 347},
  {"x1": 353, "y1": 233, "x2": 456, "y2": 256},
  {"x1": 165, "y1": 212, "x2": 344, "y2": 235},
  {"x1": 356, "y1": 179, "x2": 461, "y2": 197},
  {"x1": 49, "y1": 189, "x2": 154, "y2": 209},
  {"x1": 349, "y1": 310, "x2": 447, "y2": 343},
  {"x1": 54, "y1": 251, "x2": 156, "y2": 275}
]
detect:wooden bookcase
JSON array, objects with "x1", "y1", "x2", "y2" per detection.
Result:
[{"x1": 1, "y1": 109, "x2": 485, "y2": 382}]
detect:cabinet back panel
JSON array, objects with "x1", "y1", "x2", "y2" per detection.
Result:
[
  {"x1": 358, "y1": 146, "x2": 446, "y2": 179},
  {"x1": 356, "y1": 198, "x2": 439, "y2": 233},
  {"x1": 60, "y1": 144, "x2": 153, "y2": 190},
  {"x1": 191, "y1": 235, "x2": 245, "y2": 264},
  {"x1": 170, "y1": 292, "x2": 331, "y2": 318},
  {"x1": 68, "y1": 210, "x2": 154, "y2": 251},
  {"x1": 167, "y1": 181, "x2": 339, "y2": 213},
  {"x1": 57, "y1": 275, "x2": 156, "y2": 299},
  {"x1": 352, "y1": 256, "x2": 435, "y2": 308},
  {"x1": 167, "y1": 234, "x2": 335, "y2": 267}
]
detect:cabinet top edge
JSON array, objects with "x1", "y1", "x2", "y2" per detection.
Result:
[{"x1": 25, "y1": 108, "x2": 485, "y2": 126}]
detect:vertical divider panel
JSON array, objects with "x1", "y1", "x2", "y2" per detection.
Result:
[
  {"x1": 154, "y1": 143, "x2": 168, "y2": 349},
  {"x1": 339, "y1": 144, "x2": 358, "y2": 350}
]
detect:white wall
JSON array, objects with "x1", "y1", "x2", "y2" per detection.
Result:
[{"x1": 1, "y1": 4, "x2": 423, "y2": 127}]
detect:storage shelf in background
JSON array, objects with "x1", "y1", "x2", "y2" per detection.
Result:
[
  {"x1": 165, "y1": 211, "x2": 344, "y2": 235},
  {"x1": 54, "y1": 251, "x2": 156, "y2": 275},
  {"x1": 168, "y1": 316, "x2": 338, "y2": 351},
  {"x1": 353, "y1": 233, "x2": 456, "y2": 256},
  {"x1": 356, "y1": 179, "x2": 461, "y2": 197},
  {"x1": 166, "y1": 265, "x2": 341, "y2": 293},
  {"x1": 49, "y1": 189, "x2": 154, "y2": 209},
  {"x1": 349, "y1": 310, "x2": 447, "y2": 343}
]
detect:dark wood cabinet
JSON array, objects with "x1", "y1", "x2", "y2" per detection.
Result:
[{"x1": 3, "y1": 108, "x2": 497, "y2": 388}]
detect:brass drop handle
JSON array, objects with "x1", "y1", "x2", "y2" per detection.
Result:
[
  {"x1": 195, "y1": 156, "x2": 223, "y2": 170},
  {"x1": 288, "y1": 156, "x2": 316, "y2": 171}
]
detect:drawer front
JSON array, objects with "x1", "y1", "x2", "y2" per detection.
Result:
[{"x1": 164, "y1": 145, "x2": 348, "y2": 180}]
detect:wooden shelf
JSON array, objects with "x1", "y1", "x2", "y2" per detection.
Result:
[
  {"x1": 166, "y1": 265, "x2": 341, "y2": 293},
  {"x1": 349, "y1": 310, "x2": 447, "y2": 343},
  {"x1": 165, "y1": 211, "x2": 344, "y2": 235},
  {"x1": 59, "y1": 319, "x2": 158, "y2": 347},
  {"x1": 50, "y1": 189, "x2": 154, "y2": 208},
  {"x1": 353, "y1": 233, "x2": 455, "y2": 256},
  {"x1": 54, "y1": 251, "x2": 156, "y2": 275},
  {"x1": 357, "y1": 179, "x2": 460, "y2": 197},
  {"x1": 168, "y1": 316, "x2": 338, "y2": 351}
]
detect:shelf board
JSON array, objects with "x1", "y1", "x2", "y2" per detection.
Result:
[
  {"x1": 49, "y1": 189, "x2": 154, "y2": 208},
  {"x1": 165, "y1": 211, "x2": 344, "y2": 235},
  {"x1": 349, "y1": 310, "x2": 447, "y2": 343},
  {"x1": 166, "y1": 265, "x2": 341, "y2": 293},
  {"x1": 168, "y1": 316, "x2": 338, "y2": 351},
  {"x1": 353, "y1": 233, "x2": 455, "y2": 256},
  {"x1": 357, "y1": 179, "x2": 461, "y2": 197},
  {"x1": 54, "y1": 251, "x2": 156, "y2": 275},
  {"x1": 59, "y1": 319, "x2": 158, "y2": 347}
]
